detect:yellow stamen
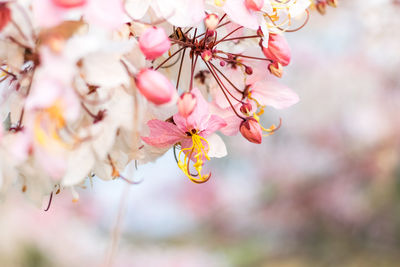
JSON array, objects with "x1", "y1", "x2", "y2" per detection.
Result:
[
  {"x1": 214, "y1": 0, "x2": 225, "y2": 7},
  {"x1": 0, "y1": 66, "x2": 9, "y2": 78},
  {"x1": 177, "y1": 133, "x2": 211, "y2": 184},
  {"x1": 33, "y1": 100, "x2": 70, "y2": 148},
  {"x1": 247, "y1": 92, "x2": 281, "y2": 136}
]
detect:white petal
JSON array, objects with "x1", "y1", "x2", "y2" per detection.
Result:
[
  {"x1": 207, "y1": 134, "x2": 227, "y2": 158},
  {"x1": 125, "y1": 0, "x2": 151, "y2": 20},
  {"x1": 154, "y1": 0, "x2": 205, "y2": 27},
  {"x1": 62, "y1": 145, "x2": 95, "y2": 186}
]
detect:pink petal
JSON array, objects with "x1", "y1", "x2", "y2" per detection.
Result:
[
  {"x1": 84, "y1": 0, "x2": 126, "y2": 30},
  {"x1": 224, "y1": 0, "x2": 259, "y2": 30},
  {"x1": 32, "y1": 0, "x2": 65, "y2": 28},
  {"x1": 201, "y1": 115, "x2": 227, "y2": 137},
  {"x1": 220, "y1": 114, "x2": 242, "y2": 136},
  {"x1": 251, "y1": 80, "x2": 300, "y2": 109},
  {"x1": 141, "y1": 119, "x2": 185, "y2": 147},
  {"x1": 155, "y1": 0, "x2": 205, "y2": 27}
]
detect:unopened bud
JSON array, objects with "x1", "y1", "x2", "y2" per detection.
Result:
[
  {"x1": 139, "y1": 27, "x2": 171, "y2": 60},
  {"x1": 178, "y1": 92, "x2": 197, "y2": 118},
  {"x1": 52, "y1": 0, "x2": 87, "y2": 8},
  {"x1": 327, "y1": 0, "x2": 337, "y2": 8},
  {"x1": 220, "y1": 61, "x2": 226, "y2": 67},
  {"x1": 268, "y1": 62, "x2": 283, "y2": 78},
  {"x1": 245, "y1": 66, "x2": 253, "y2": 75},
  {"x1": 261, "y1": 33, "x2": 291, "y2": 66},
  {"x1": 206, "y1": 30, "x2": 215, "y2": 38},
  {"x1": 245, "y1": 0, "x2": 264, "y2": 11},
  {"x1": 0, "y1": 4, "x2": 11, "y2": 32},
  {"x1": 240, "y1": 118, "x2": 262, "y2": 144},
  {"x1": 135, "y1": 69, "x2": 176, "y2": 105},
  {"x1": 316, "y1": 2, "x2": 327, "y2": 15},
  {"x1": 240, "y1": 102, "x2": 252, "y2": 114},
  {"x1": 204, "y1": 13, "x2": 219, "y2": 31},
  {"x1": 201, "y1": 50, "x2": 213, "y2": 62}
]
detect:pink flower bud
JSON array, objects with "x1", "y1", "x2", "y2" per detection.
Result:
[
  {"x1": 262, "y1": 33, "x2": 291, "y2": 66},
  {"x1": 0, "y1": 4, "x2": 11, "y2": 31},
  {"x1": 139, "y1": 27, "x2": 171, "y2": 60},
  {"x1": 316, "y1": 1, "x2": 327, "y2": 14},
  {"x1": 178, "y1": 92, "x2": 197, "y2": 118},
  {"x1": 201, "y1": 50, "x2": 213, "y2": 62},
  {"x1": 245, "y1": 0, "x2": 264, "y2": 11},
  {"x1": 240, "y1": 102, "x2": 252, "y2": 114},
  {"x1": 204, "y1": 13, "x2": 219, "y2": 31},
  {"x1": 268, "y1": 61, "x2": 283, "y2": 78},
  {"x1": 245, "y1": 66, "x2": 253, "y2": 75},
  {"x1": 51, "y1": 0, "x2": 87, "y2": 8},
  {"x1": 135, "y1": 69, "x2": 175, "y2": 105},
  {"x1": 327, "y1": 0, "x2": 337, "y2": 8},
  {"x1": 240, "y1": 118, "x2": 262, "y2": 144}
]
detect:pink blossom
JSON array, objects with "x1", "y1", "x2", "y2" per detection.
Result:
[
  {"x1": 135, "y1": 69, "x2": 176, "y2": 105},
  {"x1": 139, "y1": 27, "x2": 171, "y2": 60},
  {"x1": 142, "y1": 88, "x2": 227, "y2": 182},
  {"x1": 142, "y1": 88, "x2": 226, "y2": 149}
]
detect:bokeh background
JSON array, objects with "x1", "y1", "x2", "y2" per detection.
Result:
[{"x1": 1, "y1": 0, "x2": 400, "y2": 266}]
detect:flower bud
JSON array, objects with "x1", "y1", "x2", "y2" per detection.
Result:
[
  {"x1": 201, "y1": 50, "x2": 213, "y2": 62},
  {"x1": 261, "y1": 33, "x2": 291, "y2": 66},
  {"x1": 139, "y1": 27, "x2": 171, "y2": 60},
  {"x1": 0, "y1": 4, "x2": 11, "y2": 32},
  {"x1": 204, "y1": 13, "x2": 219, "y2": 31},
  {"x1": 220, "y1": 60, "x2": 226, "y2": 67},
  {"x1": 52, "y1": 0, "x2": 87, "y2": 8},
  {"x1": 268, "y1": 62, "x2": 283, "y2": 78},
  {"x1": 327, "y1": 0, "x2": 337, "y2": 8},
  {"x1": 245, "y1": 66, "x2": 253, "y2": 75},
  {"x1": 240, "y1": 102, "x2": 252, "y2": 114},
  {"x1": 135, "y1": 69, "x2": 175, "y2": 105},
  {"x1": 240, "y1": 118, "x2": 262, "y2": 144},
  {"x1": 316, "y1": 1, "x2": 327, "y2": 15},
  {"x1": 178, "y1": 92, "x2": 197, "y2": 118},
  {"x1": 245, "y1": 0, "x2": 264, "y2": 11}
]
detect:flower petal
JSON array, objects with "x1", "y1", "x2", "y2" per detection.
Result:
[
  {"x1": 207, "y1": 134, "x2": 227, "y2": 158},
  {"x1": 201, "y1": 115, "x2": 227, "y2": 137},
  {"x1": 251, "y1": 80, "x2": 300, "y2": 109},
  {"x1": 141, "y1": 119, "x2": 185, "y2": 147},
  {"x1": 224, "y1": 0, "x2": 259, "y2": 30}
]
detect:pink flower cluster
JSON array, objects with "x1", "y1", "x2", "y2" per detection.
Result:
[{"x1": 0, "y1": 0, "x2": 335, "y2": 205}]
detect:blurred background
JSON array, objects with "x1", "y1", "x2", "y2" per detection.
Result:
[{"x1": 1, "y1": 0, "x2": 400, "y2": 266}]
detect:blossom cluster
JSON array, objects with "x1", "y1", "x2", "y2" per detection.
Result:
[{"x1": 0, "y1": 0, "x2": 334, "y2": 205}]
